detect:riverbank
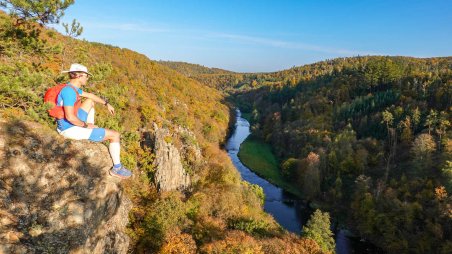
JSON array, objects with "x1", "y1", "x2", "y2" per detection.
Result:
[
  {"x1": 237, "y1": 136, "x2": 303, "y2": 198},
  {"x1": 238, "y1": 136, "x2": 348, "y2": 217},
  {"x1": 232, "y1": 112, "x2": 381, "y2": 254}
]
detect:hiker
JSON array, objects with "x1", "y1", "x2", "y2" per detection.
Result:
[{"x1": 53, "y1": 63, "x2": 132, "y2": 179}]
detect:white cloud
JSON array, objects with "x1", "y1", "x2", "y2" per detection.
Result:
[
  {"x1": 59, "y1": 21, "x2": 382, "y2": 56},
  {"x1": 209, "y1": 32, "x2": 382, "y2": 55}
]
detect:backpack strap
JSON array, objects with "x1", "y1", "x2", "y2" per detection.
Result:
[
  {"x1": 65, "y1": 84, "x2": 81, "y2": 100},
  {"x1": 61, "y1": 84, "x2": 82, "y2": 117}
]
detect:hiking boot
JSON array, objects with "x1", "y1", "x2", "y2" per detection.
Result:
[{"x1": 109, "y1": 165, "x2": 132, "y2": 179}]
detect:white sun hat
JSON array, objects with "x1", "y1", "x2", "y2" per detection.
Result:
[{"x1": 61, "y1": 63, "x2": 92, "y2": 76}]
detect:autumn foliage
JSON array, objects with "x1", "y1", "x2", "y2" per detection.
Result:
[
  {"x1": 0, "y1": 10, "x2": 328, "y2": 253},
  {"x1": 165, "y1": 56, "x2": 452, "y2": 252}
]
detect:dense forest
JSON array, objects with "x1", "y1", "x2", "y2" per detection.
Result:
[
  {"x1": 159, "y1": 61, "x2": 260, "y2": 92},
  {"x1": 0, "y1": 3, "x2": 338, "y2": 253},
  {"x1": 166, "y1": 57, "x2": 452, "y2": 253},
  {"x1": 2, "y1": 1, "x2": 451, "y2": 253},
  {"x1": 158, "y1": 61, "x2": 233, "y2": 76}
]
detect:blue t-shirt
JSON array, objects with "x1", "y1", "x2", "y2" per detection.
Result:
[{"x1": 56, "y1": 83, "x2": 83, "y2": 131}]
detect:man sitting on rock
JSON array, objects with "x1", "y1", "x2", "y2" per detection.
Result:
[{"x1": 57, "y1": 63, "x2": 132, "y2": 179}]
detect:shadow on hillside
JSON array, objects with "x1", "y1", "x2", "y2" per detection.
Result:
[{"x1": 0, "y1": 121, "x2": 120, "y2": 253}]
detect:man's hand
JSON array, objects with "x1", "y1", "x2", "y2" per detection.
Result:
[
  {"x1": 81, "y1": 92, "x2": 115, "y2": 115},
  {"x1": 87, "y1": 123, "x2": 98, "y2": 129},
  {"x1": 107, "y1": 104, "x2": 115, "y2": 115}
]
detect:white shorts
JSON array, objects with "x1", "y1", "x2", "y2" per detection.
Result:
[{"x1": 57, "y1": 126, "x2": 106, "y2": 142}]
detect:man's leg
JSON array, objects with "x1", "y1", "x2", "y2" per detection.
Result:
[
  {"x1": 80, "y1": 99, "x2": 95, "y2": 124},
  {"x1": 104, "y1": 129, "x2": 132, "y2": 179},
  {"x1": 104, "y1": 129, "x2": 121, "y2": 166}
]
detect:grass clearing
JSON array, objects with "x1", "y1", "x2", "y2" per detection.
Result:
[{"x1": 238, "y1": 137, "x2": 303, "y2": 198}]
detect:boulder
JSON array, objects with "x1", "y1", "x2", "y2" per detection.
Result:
[{"x1": 0, "y1": 120, "x2": 132, "y2": 254}]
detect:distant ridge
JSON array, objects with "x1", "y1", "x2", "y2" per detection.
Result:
[
  {"x1": 158, "y1": 60, "x2": 235, "y2": 76},
  {"x1": 161, "y1": 56, "x2": 452, "y2": 93}
]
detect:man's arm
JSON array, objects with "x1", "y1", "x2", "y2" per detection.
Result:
[
  {"x1": 63, "y1": 105, "x2": 88, "y2": 127},
  {"x1": 81, "y1": 92, "x2": 115, "y2": 115},
  {"x1": 80, "y1": 91, "x2": 107, "y2": 105}
]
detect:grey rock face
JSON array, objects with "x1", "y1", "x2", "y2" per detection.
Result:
[
  {"x1": 0, "y1": 120, "x2": 131, "y2": 254},
  {"x1": 153, "y1": 124, "x2": 191, "y2": 192}
]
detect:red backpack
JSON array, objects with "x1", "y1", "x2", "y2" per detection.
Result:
[{"x1": 44, "y1": 84, "x2": 82, "y2": 119}]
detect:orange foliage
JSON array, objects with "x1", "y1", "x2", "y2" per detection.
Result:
[
  {"x1": 435, "y1": 186, "x2": 448, "y2": 201},
  {"x1": 261, "y1": 235, "x2": 323, "y2": 254},
  {"x1": 159, "y1": 229, "x2": 197, "y2": 254},
  {"x1": 0, "y1": 11, "x2": 337, "y2": 253},
  {"x1": 200, "y1": 231, "x2": 264, "y2": 254}
]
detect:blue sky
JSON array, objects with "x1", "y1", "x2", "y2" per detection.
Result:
[{"x1": 55, "y1": 0, "x2": 452, "y2": 72}]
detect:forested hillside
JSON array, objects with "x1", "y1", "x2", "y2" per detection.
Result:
[
  {"x1": 164, "y1": 55, "x2": 452, "y2": 252},
  {"x1": 0, "y1": 9, "x2": 328, "y2": 254},
  {"x1": 158, "y1": 61, "x2": 245, "y2": 92},
  {"x1": 229, "y1": 56, "x2": 452, "y2": 253},
  {"x1": 158, "y1": 61, "x2": 233, "y2": 76}
]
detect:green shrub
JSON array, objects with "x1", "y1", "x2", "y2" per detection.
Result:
[{"x1": 228, "y1": 217, "x2": 270, "y2": 236}]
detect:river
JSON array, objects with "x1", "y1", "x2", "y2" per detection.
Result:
[{"x1": 225, "y1": 109, "x2": 380, "y2": 254}]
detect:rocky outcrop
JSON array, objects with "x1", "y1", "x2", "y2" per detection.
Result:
[
  {"x1": 0, "y1": 120, "x2": 132, "y2": 254},
  {"x1": 153, "y1": 124, "x2": 191, "y2": 192},
  {"x1": 174, "y1": 125, "x2": 203, "y2": 163}
]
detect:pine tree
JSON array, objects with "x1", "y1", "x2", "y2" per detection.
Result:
[
  {"x1": 411, "y1": 107, "x2": 421, "y2": 133},
  {"x1": 436, "y1": 111, "x2": 450, "y2": 150},
  {"x1": 0, "y1": 0, "x2": 74, "y2": 26},
  {"x1": 60, "y1": 18, "x2": 83, "y2": 70},
  {"x1": 382, "y1": 110, "x2": 396, "y2": 182},
  {"x1": 302, "y1": 209, "x2": 336, "y2": 253}
]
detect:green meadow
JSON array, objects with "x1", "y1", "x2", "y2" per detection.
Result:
[{"x1": 238, "y1": 137, "x2": 303, "y2": 198}]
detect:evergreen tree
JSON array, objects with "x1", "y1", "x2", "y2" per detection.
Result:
[
  {"x1": 425, "y1": 109, "x2": 438, "y2": 135},
  {"x1": 0, "y1": 0, "x2": 74, "y2": 26},
  {"x1": 382, "y1": 110, "x2": 396, "y2": 182},
  {"x1": 442, "y1": 161, "x2": 452, "y2": 192},
  {"x1": 302, "y1": 209, "x2": 336, "y2": 253},
  {"x1": 62, "y1": 18, "x2": 82, "y2": 37},
  {"x1": 411, "y1": 107, "x2": 421, "y2": 133},
  {"x1": 436, "y1": 111, "x2": 450, "y2": 150},
  {"x1": 60, "y1": 18, "x2": 83, "y2": 70}
]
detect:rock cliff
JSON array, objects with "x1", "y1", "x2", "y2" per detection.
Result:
[
  {"x1": 152, "y1": 124, "x2": 191, "y2": 192},
  {"x1": 0, "y1": 120, "x2": 132, "y2": 254}
]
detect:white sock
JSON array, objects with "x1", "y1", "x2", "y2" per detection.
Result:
[
  {"x1": 109, "y1": 142, "x2": 121, "y2": 166},
  {"x1": 87, "y1": 108, "x2": 95, "y2": 124}
]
